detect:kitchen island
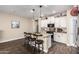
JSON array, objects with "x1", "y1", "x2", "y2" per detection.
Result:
[
  {"x1": 25, "y1": 32, "x2": 52, "y2": 53},
  {"x1": 38, "y1": 32, "x2": 52, "y2": 53}
]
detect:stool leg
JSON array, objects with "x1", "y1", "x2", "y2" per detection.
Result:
[
  {"x1": 38, "y1": 44, "x2": 40, "y2": 53},
  {"x1": 35, "y1": 43, "x2": 37, "y2": 53},
  {"x1": 34, "y1": 41, "x2": 36, "y2": 53},
  {"x1": 27, "y1": 39, "x2": 29, "y2": 45},
  {"x1": 42, "y1": 43, "x2": 43, "y2": 53},
  {"x1": 32, "y1": 41, "x2": 35, "y2": 54},
  {"x1": 24, "y1": 39, "x2": 26, "y2": 46},
  {"x1": 35, "y1": 42, "x2": 36, "y2": 47},
  {"x1": 27, "y1": 37, "x2": 29, "y2": 44}
]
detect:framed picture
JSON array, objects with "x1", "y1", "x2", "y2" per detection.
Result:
[{"x1": 11, "y1": 20, "x2": 20, "y2": 29}]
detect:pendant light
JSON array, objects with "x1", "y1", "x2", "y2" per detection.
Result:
[
  {"x1": 32, "y1": 9, "x2": 35, "y2": 20},
  {"x1": 39, "y1": 5, "x2": 48, "y2": 20},
  {"x1": 39, "y1": 5, "x2": 43, "y2": 19}
]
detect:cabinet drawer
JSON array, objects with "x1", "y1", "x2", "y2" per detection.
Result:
[{"x1": 54, "y1": 33, "x2": 67, "y2": 44}]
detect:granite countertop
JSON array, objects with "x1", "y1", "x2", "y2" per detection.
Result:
[
  {"x1": 55, "y1": 31, "x2": 67, "y2": 33},
  {"x1": 40, "y1": 32, "x2": 52, "y2": 38}
]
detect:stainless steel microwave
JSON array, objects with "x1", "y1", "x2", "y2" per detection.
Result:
[{"x1": 47, "y1": 24, "x2": 54, "y2": 27}]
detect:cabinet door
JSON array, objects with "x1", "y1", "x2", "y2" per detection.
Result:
[
  {"x1": 50, "y1": 17, "x2": 55, "y2": 23},
  {"x1": 59, "y1": 33, "x2": 67, "y2": 44},
  {"x1": 60, "y1": 17, "x2": 67, "y2": 27},
  {"x1": 41, "y1": 20, "x2": 47, "y2": 27},
  {"x1": 55, "y1": 17, "x2": 67, "y2": 28},
  {"x1": 54, "y1": 33, "x2": 60, "y2": 42},
  {"x1": 54, "y1": 33, "x2": 67, "y2": 44},
  {"x1": 47, "y1": 18, "x2": 50, "y2": 24},
  {"x1": 55, "y1": 18, "x2": 60, "y2": 27}
]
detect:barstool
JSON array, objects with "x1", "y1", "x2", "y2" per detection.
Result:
[
  {"x1": 30, "y1": 34, "x2": 36, "y2": 46},
  {"x1": 30, "y1": 34, "x2": 36, "y2": 53},
  {"x1": 24, "y1": 32, "x2": 31, "y2": 45},
  {"x1": 24, "y1": 32, "x2": 28, "y2": 45},
  {"x1": 35, "y1": 40, "x2": 43, "y2": 53}
]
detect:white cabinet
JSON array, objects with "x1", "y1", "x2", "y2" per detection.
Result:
[
  {"x1": 55, "y1": 17, "x2": 67, "y2": 28},
  {"x1": 60, "y1": 33, "x2": 67, "y2": 43},
  {"x1": 60, "y1": 17, "x2": 67, "y2": 27},
  {"x1": 46, "y1": 17, "x2": 54, "y2": 24},
  {"x1": 49, "y1": 17, "x2": 55, "y2": 24},
  {"x1": 41, "y1": 20, "x2": 47, "y2": 27},
  {"x1": 54, "y1": 33, "x2": 60, "y2": 41},
  {"x1": 55, "y1": 18, "x2": 60, "y2": 27},
  {"x1": 54, "y1": 32, "x2": 67, "y2": 44},
  {"x1": 40, "y1": 17, "x2": 55, "y2": 27},
  {"x1": 41, "y1": 16, "x2": 67, "y2": 28}
]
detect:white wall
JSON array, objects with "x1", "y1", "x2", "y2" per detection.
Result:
[
  {"x1": 67, "y1": 8, "x2": 78, "y2": 47},
  {"x1": 0, "y1": 12, "x2": 33, "y2": 43},
  {"x1": 77, "y1": 15, "x2": 79, "y2": 46}
]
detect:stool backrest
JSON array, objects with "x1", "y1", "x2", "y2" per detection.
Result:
[
  {"x1": 24, "y1": 32, "x2": 31, "y2": 37},
  {"x1": 24, "y1": 32, "x2": 27, "y2": 38}
]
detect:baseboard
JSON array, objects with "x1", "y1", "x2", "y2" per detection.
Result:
[
  {"x1": 54, "y1": 40, "x2": 67, "y2": 45},
  {"x1": 0, "y1": 37, "x2": 24, "y2": 43},
  {"x1": 67, "y1": 43, "x2": 77, "y2": 47}
]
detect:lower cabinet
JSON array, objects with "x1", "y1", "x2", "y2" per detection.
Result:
[{"x1": 54, "y1": 32, "x2": 67, "y2": 44}]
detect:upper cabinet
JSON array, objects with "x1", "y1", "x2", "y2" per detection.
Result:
[
  {"x1": 40, "y1": 17, "x2": 55, "y2": 27},
  {"x1": 60, "y1": 17, "x2": 67, "y2": 28},
  {"x1": 55, "y1": 18, "x2": 60, "y2": 27},
  {"x1": 41, "y1": 20, "x2": 47, "y2": 27},
  {"x1": 55, "y1": 17, "x2": 67, "y2": 28},
  {"x1": 48, "y1": 17, "x2": 55, "y2": 24},
  {"x1": 40, "y1": 16, "x2": 67, "y2": 28}
]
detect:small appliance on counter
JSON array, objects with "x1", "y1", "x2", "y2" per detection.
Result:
[{"x1": 47, "y1": 24, "x2": 54, "y2": 27}]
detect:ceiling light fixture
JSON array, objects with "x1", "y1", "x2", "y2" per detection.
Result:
[
  {"x1": 44, "y1": 5, "x2": 48, "y2": 7},
  {"x1": 39, "y1": 5, "x2": 48, "y2": 20},
  {"x1": 31, "y1": 9, "x2": 35, "y2": 20},
  {"x1": 30, "y1": 9, "x2": 35, "y2": 13},
  {"x1": 52, "y1": 10, "x2": 56, "y2": 14},
  {"x1": 30, "y1": 10, "x2": 33, "y2": 13},
  {"x1": 39, "y1": 5, "x2": 43, "y2": 19}
]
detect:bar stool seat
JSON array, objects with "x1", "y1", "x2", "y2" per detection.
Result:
[
  {"x1": 35, "y1": 40, "x2": 43, "y2": 44},
  {"x1": 31, "y1": 38, "x2": 36, "y2": 41},
  {"x1": 30, "y1": 37, "x2": 36, "y2": 46}
]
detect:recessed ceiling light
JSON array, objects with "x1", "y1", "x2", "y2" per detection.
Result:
[
  {"x1": 41, "y1": 14, "x2": 44, "y2": 17},
  {"x1": 52, "y1": 11, "x2": 56, "y2": 14},
  {"x1": 30, "y1": 10, "x2": 33, "y2": 13},
  {"x1": 30, "y1": 9, "x2": 35, "y2": 13},
  {"x1": 44, "y1": 5, "x2": 48, "y2": 7}
]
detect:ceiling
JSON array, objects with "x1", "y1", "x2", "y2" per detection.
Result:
[{"x1": 0, "y1": 5, "x2": 73, "y2": 19}]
